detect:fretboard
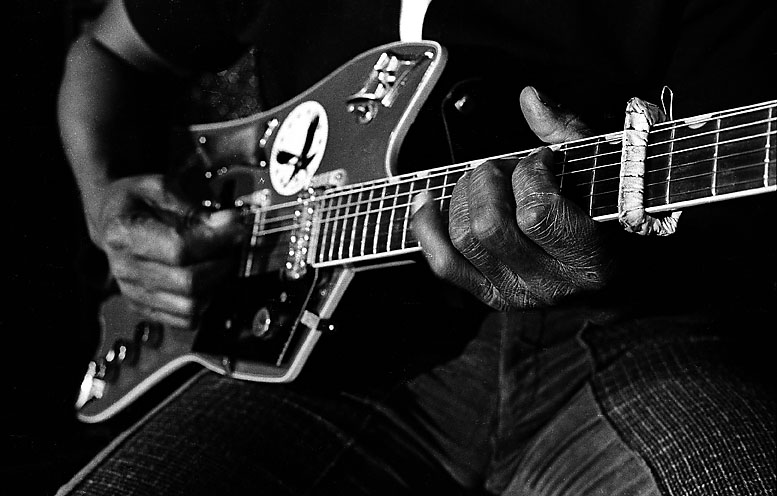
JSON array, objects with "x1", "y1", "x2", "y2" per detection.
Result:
[{"x1": 248, "y1": 100, "x2": 776, "y2": 271}]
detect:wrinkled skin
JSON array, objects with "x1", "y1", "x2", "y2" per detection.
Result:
[{"x1": 411, "y1": 86, "x2": 615, "y2": 310}]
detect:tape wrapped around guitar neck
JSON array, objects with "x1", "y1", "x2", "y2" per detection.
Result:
[{"x1": 618, "y1": 97, "x2": 682, "y2": 235}]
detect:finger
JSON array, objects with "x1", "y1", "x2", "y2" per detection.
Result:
[
  {"x1": 453, "y1": 159, "x2": 554, "y2": 306},
  {"x1": 103, "y1": 214, "x2": 189, "y2": 265},
  {"x1": 121, "y1": 282, "x2": 201, "y2": 328},
  {"x1": 512, "y1": 148, "x2": 609, "y2": 286},
  {"x1": 111, "y1": 256, "x2": 237, "y2": 296},
  {"x1": 410, "y1": 189, "x2": 508, "y2": 309},
  {"x1": 519, "y1": 86, "x2": 592, "y2": 144},
  {"x1": 104, "y1": 209, "x2": 244, "y2": 266},
  {"x1": 461, "y1": 159, "x2": 552, "y2": 284},
  {"x1": 128, "y1": 301, "x2": 196, "y2": 330}
]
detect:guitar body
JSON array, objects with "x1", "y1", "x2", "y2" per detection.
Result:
[
  {"x1": 75, "y1": 38, "x2": 776, "y2": 423},
  {"x1": 76, "y1": 41, "x2": 447, "y2": 423}
]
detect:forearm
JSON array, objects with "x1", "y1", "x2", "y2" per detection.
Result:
[{"x1": 57, "y1": 35, "x2": 178, "y2": 242}]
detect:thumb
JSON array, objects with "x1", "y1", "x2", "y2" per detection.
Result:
[{"x1": 519, "y1": 86, "x2": 592, "y2": 144}]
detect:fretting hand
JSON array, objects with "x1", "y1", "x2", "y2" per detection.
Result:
[{"x1": 411, "y1": 86, "x2": 615, "y2": 310}]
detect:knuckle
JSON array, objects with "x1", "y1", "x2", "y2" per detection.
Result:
[
  {"x1": 514, "y1": 192, "x2": 558, "y2": 232},
  {"x1": 470, "y1": 210, "x2": 500, "y2": 241},
  {"x1": 482, "y1": 285, "x2": 511, "y2": 311},
  {"x1": 449, "y1": 224, "x2": 479, "y2": 256},
  {"x1": 469, "y1": 207, "x2": 508, "y2": 248}
]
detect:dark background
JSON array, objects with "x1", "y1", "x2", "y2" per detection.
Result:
[
  {"x1": 5, "y1": 2, "x2": 775, "y2": 494},
  {"x1": 5, "y1": 1, "x2": 122, "y2": 494},
  {"x1": 5, "y1": 3, "x2": 262, "y2": 494}
]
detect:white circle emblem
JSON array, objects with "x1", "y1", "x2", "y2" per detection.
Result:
[{"x1": 269, "y1": 100, "x2": 329, "y2": 196}]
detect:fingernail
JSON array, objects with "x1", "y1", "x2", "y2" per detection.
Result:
[
  {"x1": 531, "y1": 87, "x2": 560, "y2": 109},
  {"x1": 411, "y1": 191, "x2": 432, "y2": 215}
]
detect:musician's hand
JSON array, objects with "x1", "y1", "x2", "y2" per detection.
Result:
[
  {"x1": 411, "y1": 86, "x2": 614, "y2": 310},
  {"x1": 91, "y1": 175, "x2": 245, "y2": 328}
]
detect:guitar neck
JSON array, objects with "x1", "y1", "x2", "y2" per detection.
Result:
[{"x1": 248, "y1": 100, "x2": 776, "y2": 272}]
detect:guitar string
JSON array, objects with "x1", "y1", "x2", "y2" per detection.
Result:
[
  {"x1": 248, "y1": 157, "x2": 775, "y2": 240},
  {"x1": 312, "y1": 129, "x2": 776, "y2": 214},
  {"x1": 245, "y1": 161, "x2": 774, "y2": 264},
  {"x1": 564, "y1": 116, "x2": 777, "y2": 167},
  {"x1": 235, "y1": 107, "x2": 775, "y2": 229},
  {"x1": 239, "y1": 103, "x2": 775, "y2": 266},
  {"x1": 298, "y1": 126, "x2": 776, "y2": 213},
  {"x1": 313, "y1": 158, "x2": 775, "y2": 235},
  {"x1": 252, "y1": 156, "x2": 775, "y2": 239},
  {"x1": 318, "y1": 114, "x2": 776, "y2": 198},
  {"x1": 314, "y1": 162, "x2": 777, "y2": 262},
  {"x1": 592, "y1": 157, "x2": 775, "y2": 202},
  {"x1": 415, "y1": 101, "x2": 775, "y2": 161},
  {"x1": 242, "y1": 113, "x2": 774, "y2": 222},
  {"x1": 254, "y1": 140, "x2": 775, "y2": 232}
]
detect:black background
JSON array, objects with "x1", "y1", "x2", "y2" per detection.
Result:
[
  {"x1": 5, "y1": 1, "x2": 116, "y2": 494},
  {"x1": 5, "y1": 2, "x2": 775, "y2": 494}
]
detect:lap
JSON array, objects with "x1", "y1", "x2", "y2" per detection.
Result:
[
  {"x1": 58, "y1": 372, "x2": 470, "y2": 496},
  {"x1": 58, "y1": 306, "x2": 776, "y2": 495}
]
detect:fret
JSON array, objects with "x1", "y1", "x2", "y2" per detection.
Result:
[
  {"x1": 316, "y1": 197, "x2": 332, "y2": 263},
  {"x1": 557, "y1": 141, "x2": 596, "y2": 211},
  {"x1": 712, "y1": 117, "x2": 721, "y2": 195},
  {"x1": 401, "y1": 179, "x2": 416, "y2": 249},
  {"x1": 666, "y1": 124, "x2": 675, "y2": 205},
  {"x1": 359, "y1": 187, "x2": 376, "y2": 256},
  {"x1": 558, "y1": 147, "x2": 567, "y2": 193},
  {"x1": 439, "y1": 165, "x2": 469, "y2": 214},
  {"x1": 643, "y1": 127, "x2": 673, "y2": 209},
  {"x1": 362, "y1": 186, "x2": 380, "y2": 256},
  {"x1": 715, "y1": 109, "x2": 772, "y2": 196},
  {"x1": 440, "y1": 169, "x2": 450, "y2": 213},
  {"x1": 666, "y1": 119, "x2": 718, "y2": 205},
  {"x1": 330, "y1": 193, "x2": 345, "y2": 261},
  {"x1": 588, "y1": 141, "x2": 621, "y2": 218},
  {"x1": 405, "y1": 173, "x2": 436, "y2": 247},
  {"x1": 386, "y1": 181, "x2": 399, "y2": 251},
  {"x1": 347, "y1": 190, "x2": 364, "y2": 258},
  {"x1": 338, "y1": 191, "x2": 355, "y2": 259},
  {"x1": 372, "y1": 183, "x2": 387, "y2": 255},
  {"x1": 768, "y1": 106, "x2": 776, "y2": 187},
  {"x1": 589, "y1": 140, "x2": 599, "y2": 216}
]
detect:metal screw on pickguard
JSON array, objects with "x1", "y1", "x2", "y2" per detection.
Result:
[
  {"x1": 114, "y1": 338, "x2": 138, "y2": 366},
  {"x1": 135, "y1": 321, "x2": 164, "y2": 349}
]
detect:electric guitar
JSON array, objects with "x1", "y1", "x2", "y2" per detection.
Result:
[{"x1": 75, "y1": 41, "x2": 777, "y2": 423}]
